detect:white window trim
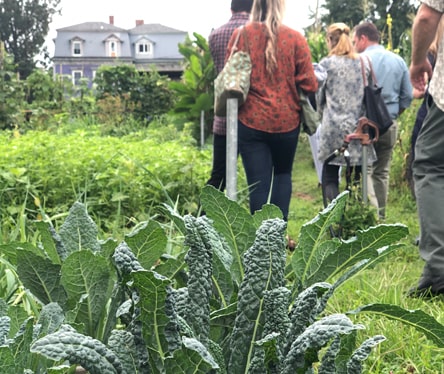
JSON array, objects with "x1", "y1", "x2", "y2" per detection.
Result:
[
  {"x1": 72, "y1": 41, "x2": 82, "y2": 56},
  {"x1": 136, "y1": 41, "x2": 153, "y2": 55},
  {"x1": 72, "y1": 70, "x2": 83, "y2": 85},
  {"x1": 107, "y1": 38, "x2": 120, "y2": 57}
]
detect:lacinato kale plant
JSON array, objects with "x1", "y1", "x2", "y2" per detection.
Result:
[{"x1": 0, "y1": 187, "x2": 443, "y2": 373}]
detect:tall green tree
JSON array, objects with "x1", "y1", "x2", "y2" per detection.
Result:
[
  {"x1": 321, "y1": 0, "x2": 416, "y2": 49},
  {"x1": 373, "y1": 0, "x2": 416, "y2": 50},
  {"x1": 0, "y1": 0, "x2": 60, "y2": 79},
  {"x1": 0, "y1": 41, "x2": 24, "y2": 128}
]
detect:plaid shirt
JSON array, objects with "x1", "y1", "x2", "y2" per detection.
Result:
[{"x1": 209, "y1": 12, "x2": 250, "y2": 135}]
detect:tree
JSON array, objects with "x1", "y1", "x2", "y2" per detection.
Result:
[
  {"x1": 0, "y1": 0, "x2": 60, "y2": 79},
  {"x1": 321, "y1": 0, "x2": 416, "y2": 49},
  {"x1": 373, "y1": 0, "x2": 416, "y2": 49},
  {"x1": 0, "y1": 41, "x2": 24, "y2": 128},
  {"x1": 322, "y1": 0, "x2": 364, "y2": 28}
]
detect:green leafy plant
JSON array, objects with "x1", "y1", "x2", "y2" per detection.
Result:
[
  {"x1": 0, "y1": 188, "x2": 443, "y2": 373},
  {"x1": 170, "y1": 32, "x2": 215, "y2": 142},
  {"x1": 0, "y1": 42, "x2": 24, "y2": 130},
  {"x1": 94, "y1": 64, "x2": 175, "y2": 125}
]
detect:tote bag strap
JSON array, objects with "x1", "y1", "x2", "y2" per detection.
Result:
[
  {"x1": 365, "y1": 55, "x2": 378, "y2": 85},
  {"x1": 359, "y1": 56, "x2": 367, "y2": 87},
  {"x1": 359, "y1": 55, "x2": 379, "y2": 87},
  {"x1": 241, "y1": 26, "x2": 250, "y2": 55},
  {"x1": 228, "y1": 26, "x2": 248, "y2": 59}
]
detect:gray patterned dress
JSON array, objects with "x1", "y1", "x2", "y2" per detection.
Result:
[{"x1": 316, "y1": 55, "x2": 377, "y2": 166}]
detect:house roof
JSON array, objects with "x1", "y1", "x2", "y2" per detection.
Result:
[
  {"x1": 128, "y1": 23, "x2": 186, "y2": 34},
  {"x1": 57, "y1": 22, "x2": 127, "y2": 33}
]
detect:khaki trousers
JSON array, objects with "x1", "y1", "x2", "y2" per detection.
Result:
[
  {"x1": 413, "y1": 98, "x2": 444, "y2": 290},
  {"x1": 367, "y1": 122, "x2": 398, "y2": 219}
]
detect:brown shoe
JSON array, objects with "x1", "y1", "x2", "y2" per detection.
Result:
[{"x1": 286, "y1": 236, "x2": 296, "y2": 251}]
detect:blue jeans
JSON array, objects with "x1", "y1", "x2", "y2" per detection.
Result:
[
  {"x1": 206, "y1": 134, "x2": 227, "y2": 191},
  {"x1": 238, "y1": 122, "x2": 300, "y2": 220}
]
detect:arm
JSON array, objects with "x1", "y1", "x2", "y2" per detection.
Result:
[
  {"x1": 410, "y1": 4, "x2": 442, "y2": 91},
  {"x1": 315, "y1": 58, "x2": 328, "y2": 115},
  {"x1": 294, "y1": 35, "x2": 318, "y2": 93},
  {"x1": 398, "y1": 65, "x2": 414, "y2": 115}
]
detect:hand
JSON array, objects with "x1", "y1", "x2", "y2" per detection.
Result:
[
  {"x1": 410, "y1": 59, "x2": 433, "y2": 92},
  {"x1": 413, "y1": 84, "x2": 427, "y2": 99}
]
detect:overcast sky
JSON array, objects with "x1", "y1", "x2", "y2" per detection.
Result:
[{"x1": 45, "y1": 0, "x2": 321, "y2": 53}]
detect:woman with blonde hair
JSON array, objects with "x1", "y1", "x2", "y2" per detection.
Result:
[
  {"x1": 316, "y1": 22, "x2": 376, "y2": 204},
  {"x1": 225, "y1": 0, "x2": 317, "y2": 222}
]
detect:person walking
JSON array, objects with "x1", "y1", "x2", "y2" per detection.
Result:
[
  {"x1": 407, "y1": 16, "x2": 444, "y2": 200},
  {"x1": 206, "y1": 0, "x2": 253, "y2": 191},
  {"x1": 409, "y1": 0, "x2": 444, "y2": 298},
  {"x1": 316, "y1": 22, "x2": 376, "y2": 206},
  {"x1": 226, "y1": 0, "x2": 317, "y2": 221},
  {"x1": 353, "y1": 22, "x2": 413, "y2": 220}
]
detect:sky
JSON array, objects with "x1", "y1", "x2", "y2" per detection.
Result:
[{"x1": 45, "y1": 0, "x2": 321, "y2": 53}]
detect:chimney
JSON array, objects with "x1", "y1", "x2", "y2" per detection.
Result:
[
  {"x1": 136, "y1": 20, "x2": 144, "y2": 26},
  {"x1": 109, "y1": 16, "x2": 114, "y2": 25}
]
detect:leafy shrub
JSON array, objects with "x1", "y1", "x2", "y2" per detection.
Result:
[
  {"x1": 94, "y1": 64, "x2": 176, "y2": 125},
  {"x1": 0, "y1": 125, "x2": 212, "y2": 236},
  {"x1": 170, "y1": 33, "x2": 215, "y2": 142}
]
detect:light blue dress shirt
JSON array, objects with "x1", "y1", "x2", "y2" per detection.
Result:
[{"x1": 362, "y1": 45, "x2": 413, "y2": 119}]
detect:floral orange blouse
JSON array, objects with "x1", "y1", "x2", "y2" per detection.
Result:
[{"x1": 227, "y1": 22, "x2": 318, "y2": 133}]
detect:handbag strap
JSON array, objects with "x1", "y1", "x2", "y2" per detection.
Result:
[
  {"x1": 359, "y1": 56, "x2": 367, "y2": 86},
  {"x1": 359, "y1": 55, "x2": 378, "y2": 86},
  {"x1": 228, "y1": 26, "x2": 250, "y2": 59}
]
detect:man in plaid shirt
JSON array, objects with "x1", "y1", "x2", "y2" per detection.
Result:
[{"x1": 206, "y1": 0, "x2": 253, "y2": 191}]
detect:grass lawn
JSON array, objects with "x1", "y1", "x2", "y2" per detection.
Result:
[{"x1": 287, "y1": 130, "x2": 444, "y2": 373}]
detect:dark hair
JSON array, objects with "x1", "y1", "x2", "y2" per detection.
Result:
[
  {"x1": 353, "y1": 22, "x2": 381, "y2": 43},
  {"x1": 231, "y1": 0, "x2": 254, "y2": 13}
]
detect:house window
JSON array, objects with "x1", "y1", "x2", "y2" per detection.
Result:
[
  {"x1": 72, "y1": 41, "x2": 82, "y2": 56},
  {"x1": 107, "y1": 40, "x2": 120, "y2": 57},
  {"x1": 137, "y1": 42, "x2": 152, "y2": 54},
  {"x1": 72, "y1": 70, "x2": 82, "y2": 85}
]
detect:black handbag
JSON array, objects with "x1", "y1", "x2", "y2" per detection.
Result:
[{"x1": 359, "y1": 56, "x2": 393, "y2": 138}]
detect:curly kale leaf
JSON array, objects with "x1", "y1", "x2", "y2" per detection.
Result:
[
  {"x1": 184, "y1": 214, "x2": 214, "y2": 346},
  {"x1": 107, "y1": 329, "x2": 140, "y2": 374},
  {"x1": 31, "y1": 325, "x2": 123, "y2": 374},
  {"x1": 346, "y1": 335, "x2": 386, "y2": 373},
  {"x1": 227, "y1": 218, "x2": 287, "y2": 373},
  {"x1": 282, "y1": 314, "x2": 364, "y2": 374},
  {"x1": 199, "y1": 185, "x2": 256, "y2": 284},
  {"x1": 58, "y1": 202, "x2": 101, "y2": 255},
  {"x1": 112, "y1": 241, "x2": 144, "y2": 275},
  {"x1": 284, "y1": 282, "x2": 332, "y2": 355},
  {"x1": 131, "y1": 270, "x2": 180, "y2": 370},
  {"x1": 249, "y1": 287, "x2": 291, "y2": 373}
]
